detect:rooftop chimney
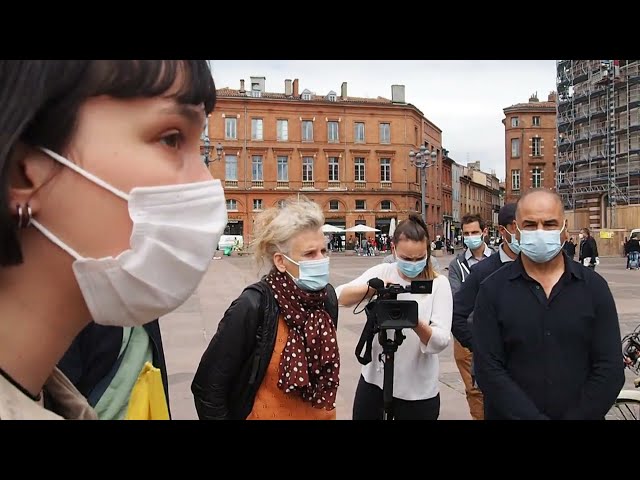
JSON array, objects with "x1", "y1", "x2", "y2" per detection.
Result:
[
  {"x1": 391, "y1": 85, "x2": 405, "y2": 104},
  {"x1": 548, "y1": 91, "x2": 557, "y2": 103},
  {"x1": 293, "y1": 79, "x2": 299, "y2": 97},
  {"x1": 239, "y1": 79, "x2": 245, "y2": 93},
  {"x1": 341, "y1": 82, "x2": 347, "y2": 100},
  {"x1": 529, "y1": 92, "x2": 539, "y2": 102},
  {"x1": 250, "y1": 76, "x2": 266, "y2": 94},
  {"x1": 285, "y1": 79, "x2": 292, "y2": 96}
]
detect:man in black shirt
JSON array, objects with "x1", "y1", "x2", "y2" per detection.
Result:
[{"x1": 473, "y1": 189, "x2": 625, "y2": 420}]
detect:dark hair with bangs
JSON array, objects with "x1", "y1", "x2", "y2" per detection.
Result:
[{"x1": 0, "y1": 60, "x2": 216, "y2": 266}]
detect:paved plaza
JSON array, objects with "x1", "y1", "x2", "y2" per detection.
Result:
[{"x1": 160, "y1": 251, "x2": 640, "y2": 420}]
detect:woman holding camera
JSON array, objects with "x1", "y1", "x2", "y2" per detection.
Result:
[{"x1": 336, "y1": 215, "x2": 452, "y2": 420}]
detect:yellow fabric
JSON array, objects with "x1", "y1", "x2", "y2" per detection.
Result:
[{"x1": 124, "y1": 362, "x2": 169, "y2": 420}]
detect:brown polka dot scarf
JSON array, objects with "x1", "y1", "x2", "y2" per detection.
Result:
[{"x1": 266, "y1": 268, "x2": 340, "y2": 410}]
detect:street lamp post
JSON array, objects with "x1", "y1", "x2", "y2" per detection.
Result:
[
  {"x1": 409, "y1": 144, "x2": 438, "y2": 225},
  {"x1": 201, "y1": 114, "x2": 224, "y2": 167}
]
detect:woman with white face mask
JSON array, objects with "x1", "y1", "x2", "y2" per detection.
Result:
[
  {"x1": 192, "y1": 196, "x2": 340, "y2": 420},
  {"x1": 336, "y1": 215, "x2": 452, "y2": 420},
  {"x1": 0, "y1": 61, "x2": 227, "y2": 420}
]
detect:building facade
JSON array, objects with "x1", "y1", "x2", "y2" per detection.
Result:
[
  {"x1": 556, "y1": 60, "x2": 640, "y2": 229},
  {"x1": 459, "y1": 162, "x2": 501, "y2": 237},
  {"x1": 442, "y1": 153, "x2": 454, "y2": 243},
  {"x1": 503, "y1": 92, "x2": 558, "y2": 205},
  {"x1": 208, "y1": 77, "x2": 444, "y2": 241}
]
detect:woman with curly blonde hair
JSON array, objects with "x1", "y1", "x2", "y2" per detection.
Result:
[{"x1": 192, "y1": 196, "x2": 340, "y2": 420}]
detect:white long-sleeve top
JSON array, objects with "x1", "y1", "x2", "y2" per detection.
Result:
[{"x1": 335, "y1": 263, "x2": 453, "y2": 401}]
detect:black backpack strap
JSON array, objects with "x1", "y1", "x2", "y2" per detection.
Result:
[
  {"x1": 243, "y1": 284, "x2": 267, "y2": 386},
  {"x1": 324, "y1": 283, "x2": 339, "y2": 328},
  {"x1": 355, "y1": 303, "x2": 377, "y2": 365}
]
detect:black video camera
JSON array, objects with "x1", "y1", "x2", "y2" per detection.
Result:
[{"x1": 365, "y1": 277, "x2": 433, "y2": 330}]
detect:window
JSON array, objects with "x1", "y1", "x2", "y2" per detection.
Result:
[
  {"x1": 355, "y1": 157, "x2": 366, "y2": 182},
  {"x1": 277, "y1": 156, "x2": 288, "y2": 181},
  {"x1": 302, "y1": 156, "x2": 314, "y2": 181},
  {"x1": 277, "y1": 199, "x2": 286, "y2": 208},
  {"x1": 328, "y1": 157, "x2": 340, "y2": 181},
  {"x1": 511, "y1": 138, "x2": 521, "y2": 158},
  {"x1": 380, "y1": 158, "x2": 391, "y2": 182},
  {"x1": 511, "y1": 169, "x2": 520, "y2": 191},
  {"x1": 355, "y1": 200, "x2": 366, "y2": 210},
  {"x1": 226, "y1": 199, "x2": 237, "y2": 211},
  {"x1": 558, "y1": 170, "x2": 565, "y2": 185},
  {"x1": 277, "y1": 120, "x2": 288, "y2": 141},
  {"x1": 225, "y1": 155, "x2": 238, "y2": 180},
  {"x1": 225, "y1": 117, "x2": 237, "y2": 140},
  {"x1": 511, "y1": 116, "x2": 519, "y2": 127},
  {"x1": 302, "y1": 120, "x2": 313, "y2": 141},
  {"x1": 251, "y1": 118, "x2": 263, "y2": 140},
  {"x1": 252, "y1": 155, "x2": 263, "y2": 181},
  {"x1": 302, "y1": 90, "x2": 312, "y2": 101},
  {"x1": 355, "y1": 122, "x2": 365, "y2": 143},
  {"x1": 329, "y1": 200, "x2": 339, "y2": 211},
  {"x1": 532, "y1": 167, "x2": 542, "y2": 188},
  {"x1": 328, "y1": 121, "x2": 339, "y2": 143},
  {"x1": 532, "y1": 137, "x2": 542, "y2": 156},
  {"x1": 253, "y1": 199, "x2": 263, "y2": 211},
  {"x1": 328, "y1": 94, "x2": 336, "y2": 102},
  {"x1": 381, "y1": 200, "x2": 391, "y2": 210},
  {"x1": 532, "y1": 116, "x2": 541, "y2": 126},
  {"x1": 379, "y1": 123, "x2": 391, "y2": 144}
]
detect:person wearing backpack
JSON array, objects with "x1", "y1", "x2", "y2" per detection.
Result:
[
  {"x1": 447, "y1": 213, "x2": 494, "y2": 420},
  {"x1": 191, "y1": 196, "x2": 340, "y2": 420}
]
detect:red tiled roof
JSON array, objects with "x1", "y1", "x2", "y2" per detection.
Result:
[
  {"x1": 216, "y1": 88, "x2": 394, "y2": 105},
  {"x1": 503, "y1": 101, "x2": 556, "y2": 112}
]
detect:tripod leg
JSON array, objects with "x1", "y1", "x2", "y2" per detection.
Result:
[{"x1": 382, "y1": 340, "x2": 395, "y2": 420}]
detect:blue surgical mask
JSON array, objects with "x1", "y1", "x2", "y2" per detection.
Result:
[
  {"x1": 283, "y1": 255, "x2": 330, "y2": 291},
  {"x1": 516, "y1": 225, "x2": 566, "y2": 263},
  {"x1": 396, "y1": 257, "x2": 427, "y2": 279},
  {"x1": 464, "y1": 235, "x2": 484, "y2": 250},
  {"x1": 504, "y1": 229, "x2": 521, "y2": 255}
]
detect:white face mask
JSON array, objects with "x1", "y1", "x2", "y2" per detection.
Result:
[{"x1": 31, "y1": 147, "x2": 228, "y2": 327}]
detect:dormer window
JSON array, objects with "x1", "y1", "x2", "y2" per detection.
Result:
[
  {"x1": 327, "y1": 90, "x2": 337, "y2": 102},
  {"x1": 302, "y1": 89, "x2": 312, "y2": 101}
]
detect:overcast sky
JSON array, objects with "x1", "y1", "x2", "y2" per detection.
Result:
[{"x1": 209, "y1": 60, "x2": 557, "y2": 181}]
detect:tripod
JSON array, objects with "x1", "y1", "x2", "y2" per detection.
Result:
[{"x1": 378, "y1": 328, "x2": 406, "y2": 420}]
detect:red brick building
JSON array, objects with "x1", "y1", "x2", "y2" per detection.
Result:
[
  {"x1": 503, "y1": 92, "x2": 558, "y2": 204},
  {"x1": 207, "y1": 77, "x2": 444, "y2": 241}
]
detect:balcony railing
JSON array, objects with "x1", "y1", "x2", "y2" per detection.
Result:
[
  {"x1": 252, "y1": 180, "x2": 264, "y2": 188},
  {"x1": 379, "y1": 181, "x2": 392, "y2": 189},
  {"x1": 276, "y1": 181, "x2": 289, "y2": 188},
  {"x1": 301, "y1": 181, "x2": 315, "y2": 188},
  {"x1": 355, "y1": 181, "x2": 366, "y2": 189},
  {"x1": 225, "y1": 180, "x2": 238, "y2": 188},
  {"x1": 328, "y1": 181, "x2": 342, "y2": 189}
]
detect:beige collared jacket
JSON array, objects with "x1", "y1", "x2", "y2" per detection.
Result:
[{"x1": 0, "y1": 368, "x2": 97, "y2": 420}]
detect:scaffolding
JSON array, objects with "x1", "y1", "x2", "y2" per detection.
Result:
[{"x1": 556, "y1": 60, "x2": 640, "y2": 227}]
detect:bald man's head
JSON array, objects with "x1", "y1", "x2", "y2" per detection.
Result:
[
  {"x1": 516, "y1": 189, "x2": 564, "y2": 221},
  {"x1": 515, "y1": 189, "x2": 567, "y2": 241}
]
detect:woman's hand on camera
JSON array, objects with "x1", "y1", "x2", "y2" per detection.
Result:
[{"x1": 413, "y1": 319, "x2": 433, "y2": 346}]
